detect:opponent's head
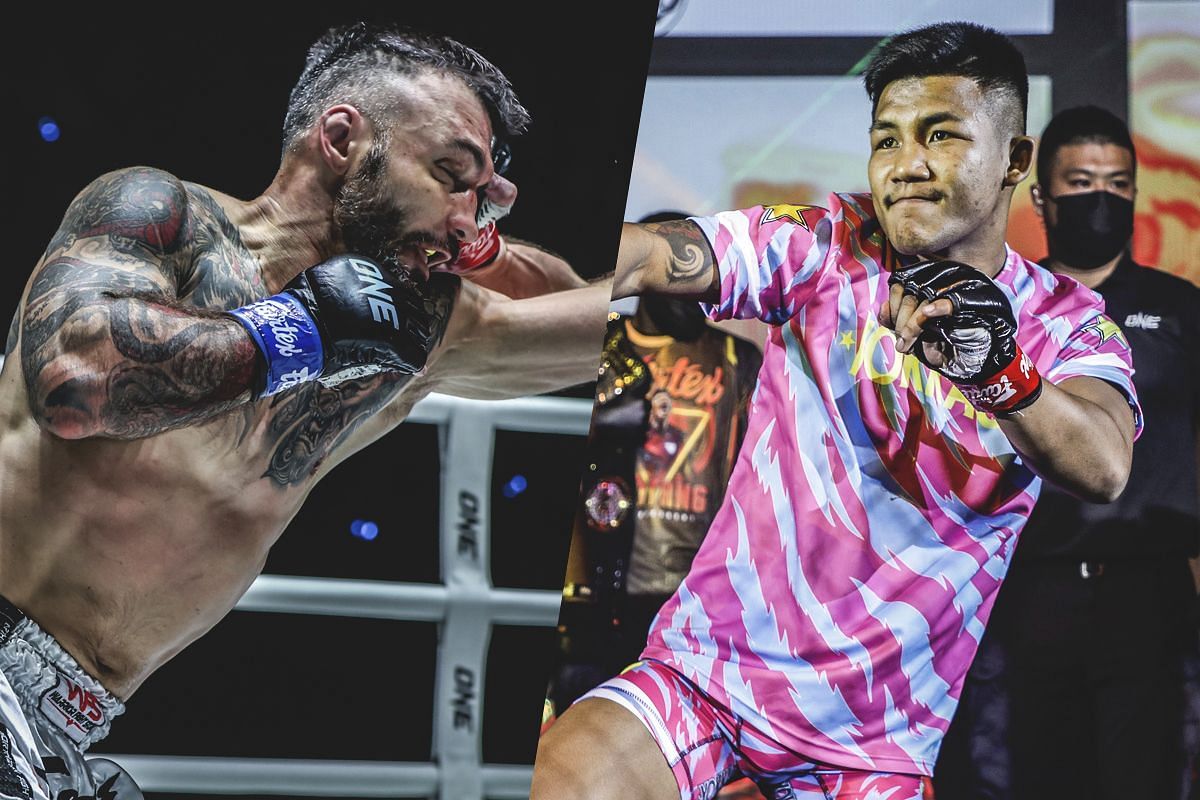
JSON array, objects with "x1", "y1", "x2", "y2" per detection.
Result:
[
  {"x1": 1031, "y1": 105, "x2": 1136, "y2": 270},
  {"x1": 864, "y1": 22, "x2": 1034, "y2": 259},
  {"x1": 282, "y1": 22, "x2": 530, "y2": 275}
]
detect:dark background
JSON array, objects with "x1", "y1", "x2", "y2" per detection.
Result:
[{"x1": 4, "y1": 0, "x2": 657, "y2": 778}]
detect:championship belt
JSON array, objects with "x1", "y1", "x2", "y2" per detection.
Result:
[
  {"x1": 580, "y1": 315, "x2": 650, "y2": 601},
  {"x1": 595, "y1": 312, "x2": 648, "y2": 407}
]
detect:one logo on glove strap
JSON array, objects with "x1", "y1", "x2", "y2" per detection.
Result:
[
  {"x1": 39, "y1": 676, "x2": 105, "y2": 746},
  {"x1": 349, "y1": 258, "x2": 400, "y2": 330},
  {"x1": 760, "y1": 204, "x2": 820, "y2": 232}
]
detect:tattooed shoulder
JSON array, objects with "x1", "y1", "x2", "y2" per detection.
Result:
[
  {"x1": 176, "y1": 186, "x2": 266, "y2": 309},
  {"x1": 47, "y1": 167, "x2": 193, "y2": 277}
]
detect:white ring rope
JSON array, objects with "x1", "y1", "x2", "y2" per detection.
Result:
[{"x1": 46, "y1": 388, "x2": 593, "y2": 798}]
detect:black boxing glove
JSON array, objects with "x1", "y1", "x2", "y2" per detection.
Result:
[
  {"x1": 889, "y1": 260, "x2": 1042, "y2": 415},
  {"x1": 226, "y1": 254, "x2": 459, "y2": 397}
]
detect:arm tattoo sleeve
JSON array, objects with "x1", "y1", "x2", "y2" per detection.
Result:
[
  {"x1": 4, "y1": 311, "x2": 17, "y2": 357},
  {"x1": 20, "y1": 169, "x2": 259, "y2": 439},
  {"x1": 645, "y1": 219, "x2": 718, "y2": 296}
]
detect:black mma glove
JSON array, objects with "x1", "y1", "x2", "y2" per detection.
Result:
[
  {"x1": 227, "y1": 254, "x2": 459, "y2": 397},
  {"x1": 889, "y1": 260, "x2": 1042, "y2": 415}
]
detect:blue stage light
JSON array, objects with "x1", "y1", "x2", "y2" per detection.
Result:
[
  {"x1": 502, "y1": 474, "x2": 528, "y2": 498},
  {"x1": 37, "y1": 117, "x2": 60, "y2": 143},
  {"x1": 350, "y1": 519, "x2": 380, "y2": 541}
]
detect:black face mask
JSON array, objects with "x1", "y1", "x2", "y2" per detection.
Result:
[
  {"x1": 640, "y1": 295, "x2": 709, "y2": 342},
  {"x1": 1044, "y1": 190, "x2": 1134, "y2": 270}
]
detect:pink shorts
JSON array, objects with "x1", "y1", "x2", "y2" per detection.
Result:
[{"x1": 580, "y1": 659, "x2": 926, "y2": 800}]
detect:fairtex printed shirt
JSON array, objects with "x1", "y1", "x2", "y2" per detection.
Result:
[{"x1": 640, "y1": 193, "x2": 1142, "y2": 775}]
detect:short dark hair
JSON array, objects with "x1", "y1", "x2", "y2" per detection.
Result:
[
  {"x1": 638, "y1": 210, "x2": 692, "y2": 224},
  {"x1": 282, "y1": 22, "x2": 531, "y2": 154},
  {"x1": 863, "y1": 21, "x2": 1028, "y2": 131},
  {"x1": 1036, "y1": 104, "x2": 1136, "y2": 185}
]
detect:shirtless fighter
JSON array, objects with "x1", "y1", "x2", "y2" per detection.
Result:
[{"x1": 0, "y1": 22, "x2": 608, "y2": 799}]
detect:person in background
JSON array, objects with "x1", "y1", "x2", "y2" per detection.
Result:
[{"x1": 934, "y1": 104, "x2": 1200, "y2": 800}]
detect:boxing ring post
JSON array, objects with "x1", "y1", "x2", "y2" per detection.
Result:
[{"x1": 92, "y1": 390, "x2": 594, "y2": 798}]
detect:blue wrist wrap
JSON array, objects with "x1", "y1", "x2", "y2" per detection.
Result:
[{"x1": 228, "y1": 294, "x2": 324, "y2": 396}]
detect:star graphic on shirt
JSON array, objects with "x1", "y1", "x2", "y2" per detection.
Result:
[
  {"x1": 1081, "y1": 316, "x2": 1128, "y2": 347},
  {"x1": 840, "y1": 331, "x2": 855, "y2": 348},
  {"x1": 760, "y1": 203, "x2": 815, "y2": 231}
]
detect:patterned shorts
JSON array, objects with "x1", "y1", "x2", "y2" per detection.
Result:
[{"x1": 580, "y1": 659, "x2": 926, "y2": 800}]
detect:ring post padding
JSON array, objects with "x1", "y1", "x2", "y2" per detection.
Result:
[
  {"x1": 433, "y1": 396, "x2": 496, "y2": 800},
  {"x1": 79, "y1": 392, "x2": 595, "y2": 798}
]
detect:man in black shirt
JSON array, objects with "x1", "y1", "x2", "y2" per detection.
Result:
[{"x1": 934, "y1": 106, "x2": 1200, "y2": 800}]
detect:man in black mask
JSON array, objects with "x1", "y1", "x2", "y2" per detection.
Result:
[{"x1": 934, "y1": 105, "x2": 1200, "y2": 800}]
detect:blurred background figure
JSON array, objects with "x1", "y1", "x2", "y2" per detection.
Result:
[
  {"x1": 544, "y1": 212, "x2": 762, "y2": 752},
  {"x1": 934, "y1": 105, "x2": 1200, "y2": 800}
]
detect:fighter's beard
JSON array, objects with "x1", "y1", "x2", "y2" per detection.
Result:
[
  {"x1": 334, "y1": 141, "x2": 410, "y2": 268},
  {"x1": 334, "y1": 144, "x2": 458, "y2": 275}
]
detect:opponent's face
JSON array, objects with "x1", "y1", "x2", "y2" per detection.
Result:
[
  {"x1": 335, "y1": 71, "x2": 517, "y2": 278},
  {"x1": 868, "y1": 76, "x2": 1025, "y2": 257},
  {"x1": 1033, "y1": 141, "x2": 1136, "y2": 226}
]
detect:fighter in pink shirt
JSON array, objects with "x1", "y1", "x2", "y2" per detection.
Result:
[{"x1": 534, "y1": 22, "x2": 1140, "y2": 800}]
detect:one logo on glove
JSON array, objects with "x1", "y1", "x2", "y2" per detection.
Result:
[
  {"x1": 349, "y1": 258, "x2": 399, "y2": 330},
  {"x1": 40, "y1": 675, "x2": 105, "y2": 745}
]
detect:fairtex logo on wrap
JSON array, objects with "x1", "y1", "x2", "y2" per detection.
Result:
[
  {"x1": 39, "y1": 674, "x2": 104, "y2": 745},
  {"x1": 253, "y1": 300, "x2": 308, "y2": 359},
  {"x1": 961, "y1": 376, "x2": 1016, "y2": 408},
  {"x1": 349, "y1": 258, "x2": 400, "y2": 330}
]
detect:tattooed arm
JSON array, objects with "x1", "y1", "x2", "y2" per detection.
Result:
[
  {"x1": 459, "y1": 237, "x2": 587, "y2": 299},
  {"x1": 422, "y1": 278, "x2": 611, "y2": 400},
  {"x1": 612, "y1": 220, "x2": 719, "y2": 302},
  {"x1": 21, "y1": 167, "x2": 260, "y2": 440},
  {"x1": 5, "y1": 310, "x2": 18, "y2": 357}
]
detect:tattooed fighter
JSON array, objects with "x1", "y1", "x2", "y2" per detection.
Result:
[
  {"x1": 534, "y1": 22, "x2": 1142, "y2": 800},
  {"x1": 0, "y1": 23, "x2": 607, "y2": 799}
]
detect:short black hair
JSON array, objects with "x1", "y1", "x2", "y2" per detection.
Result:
[
  {"x1": 863, "y1": 21, "x2": 1028, "y2": 131},
  {"x1": 1036, "y1": 104, "x2": 1136, "y2": 185},
  {"x1": 282, "y1": 21, "x2": 530, "y2": 155},
  {"x1": 638, "y1": 210, "x2": 692, "y2": 224}
]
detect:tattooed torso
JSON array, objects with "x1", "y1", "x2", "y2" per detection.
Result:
[{"x1": 0, "y1": 167, "x2": 449, "y2": 696}]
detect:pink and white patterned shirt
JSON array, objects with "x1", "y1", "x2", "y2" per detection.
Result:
[{"x1": 640, "y1": 192, "x2": 1142, "y2": 775}]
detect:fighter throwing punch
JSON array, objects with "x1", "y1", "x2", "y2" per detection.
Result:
[
  {"x1": 533, "y1": 22, "x2": 1141, "y2": 800},
  {"x1": 0, "y1": 22, "x2": 608, "y2": 799}
]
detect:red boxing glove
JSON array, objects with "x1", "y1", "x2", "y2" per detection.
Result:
[
  {"x1": 446, "y1": 221, "x2": 504, "y2": 274},
  {"x1": 444, "y1": 185, "x2": 515, "y2": 274}
]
